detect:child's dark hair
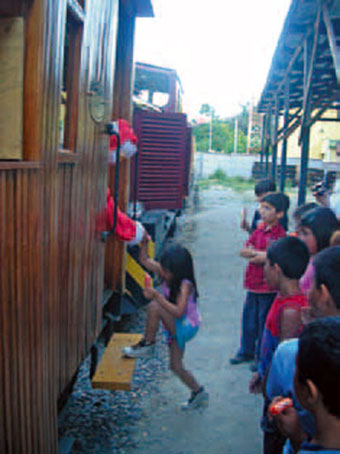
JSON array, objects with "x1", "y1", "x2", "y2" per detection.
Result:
[
  {"x1": 255, "y1": 178, "x2": 276, "y2": 196},
  {"x1": 160, "y1": 243, "x2": 198, "y2": 303},
  {"x1": 293, "y1": 202, "x2": 318, "y2": 222},
  {"x1": 297, "y1": 317, "x2": 340, "y2": 417},
  {"x1": 267, "y1": 236, "x2": 309, "y2": 279},
  {"x1": 300, "y1": 207, "x2": 339, "y2": 251},
  {"x1": 313, "y1": 246, "x2": 340, "y2": 309},
  {"x1": 262, "y1": 192, "x2": 290, "y2": 214}
]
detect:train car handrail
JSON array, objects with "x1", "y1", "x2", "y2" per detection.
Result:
[{"x1": 101, "y1": 124, "x2": 120, "y2": 242}]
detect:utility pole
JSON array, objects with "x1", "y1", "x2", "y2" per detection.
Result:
[
  {"x1": 234, "y1": 117, "x2": 238, "y2": 154},
  {"x1": 208, "y1": 107, "x2": 214, "y2": 152}
]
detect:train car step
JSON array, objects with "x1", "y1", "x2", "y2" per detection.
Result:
[{"x1": 91, "y1": 333, "x2": 142, "y2": 391}]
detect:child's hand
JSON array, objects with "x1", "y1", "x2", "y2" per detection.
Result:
[
  {"x1": 249, "y1": 372, "x2": 262, "y2": 394},
  {"x1": 269, "y1": 397, "x2": 306, "y2": 448},
  {"x1": 141, "y1": 230, "x2": 150, "y2": 245},
  {"x1": 143, "y1": 287, "x2": 156, "y2": 300},
  {"x1": 240, "y1": 208, "x2": 250, "y2": 231}
]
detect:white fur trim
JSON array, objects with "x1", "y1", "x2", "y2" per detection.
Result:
[{"x1": 126, "y1": 221, "x2": 144, "y2": 246}]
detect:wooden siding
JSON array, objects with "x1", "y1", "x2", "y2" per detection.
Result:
[{"x1": 0, "y1": 0, "x2": 121, "y2": 452}]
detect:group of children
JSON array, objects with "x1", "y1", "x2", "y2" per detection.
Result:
[
  {"x1": 122, "y1": 175, "x2": 340, "y2": 453},
  {"x1": 230, "y1": 178, "x2": 340, "y2": 453}
]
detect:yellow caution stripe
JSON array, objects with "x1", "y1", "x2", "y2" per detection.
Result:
[{"x1": 126, "y1": 253, "x2": 154, "y2": 289}]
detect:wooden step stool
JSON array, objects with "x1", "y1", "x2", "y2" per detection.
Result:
[{"x1": 92, "y1": 333, "x2": 142, "y2": 391}]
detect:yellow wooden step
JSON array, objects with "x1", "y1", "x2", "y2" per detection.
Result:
[{"x1": 92, "y1": 333, "x2": 142, "y2": 391}]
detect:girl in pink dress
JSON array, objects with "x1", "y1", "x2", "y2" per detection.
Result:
[{"x1": 123, "y1": 237, "x2": 208, "y2": 410}]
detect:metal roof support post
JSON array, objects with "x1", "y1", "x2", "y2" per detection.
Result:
[
  {"x1": 260, "y1": 114, "x2": 266, "y2": 168},
  {"x1": 280, "y1": 79, "x2": 290, "y2": 192},
  {"x1": 298, "y1": 34, "x2": 313, "y2": 206},
  {"x1": 298, "y1": 125, "x2": 311, "y2": 205},
  {"x1": 265, "y1": 110, "x2": 271, "y2": 176},
  {"x1": 271, "y1": 96, "x2": 279, "y2": 182}
]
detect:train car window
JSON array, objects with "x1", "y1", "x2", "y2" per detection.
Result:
[
  {"x1": 0, "y1": 18, "x2": 24, "y2": 160},
  {"x1": 59, "y1": 1, "x2": 84, "y2": 151},
  {"x1": 134, "y1": 67, "x2": 171, "y2": 109},
  {"x1": 152, "y1": 92, "x2": 170, "y2": 108}
]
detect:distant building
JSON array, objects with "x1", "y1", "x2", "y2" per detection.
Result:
[{"x1": 279, "y1": 109, "x2": 340, "y2": 163}]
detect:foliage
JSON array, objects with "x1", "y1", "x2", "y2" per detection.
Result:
[
  {"x1": 199, "y1": 173, "x2": 254, "y2": 192},
  {"x1": 199, "y1": 104, "x2": 214, "y2": 116},
  {"x1": 193, "y1": 103, "x2": 251, "y2": 154},
  {"x1": 208, "y1": 168, "x2": 228, "y2": 181}
]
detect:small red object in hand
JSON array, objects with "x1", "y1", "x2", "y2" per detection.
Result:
[
  {"x1": 145, "y1": 274, "x2": 152, "y2": 288},
  {"x1": 269, "y1": 398, "x2": 293, "y2": 416}
]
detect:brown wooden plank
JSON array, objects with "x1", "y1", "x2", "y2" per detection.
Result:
[
  {"x1": 92, "y1": 333, "x2": 142, "y2": 390},
  {"x1": 22, "y1": 170, "x2": 33, "y2": 451},
  {"x1": 0, "y1": 172, "x2": 13, "y2": 454},
  {"x1": 23, "y1": 0, "x2": 46, "y2": 161},
  {"x1": 15, "y1": 171, "x2": 28, "y2": 448}
]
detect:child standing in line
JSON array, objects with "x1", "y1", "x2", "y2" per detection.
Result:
[
  {"x1": 230, "y1": 192, "x2": 287, "y2": 367},
  {"x1": 272, "y1": 317, "x2": 340, "y2": 454},
  {"x1": 122, "y1": 236, "x2": 208, "y2": 410},
  {"x1": 241, "y1": 179, "x2": 277, "y2": 234},
  {"x1": 266, "y1": 247, "x2": 340, "y2": 454},
  {"x1": 294, "y1": 318, "x2": 340, "y2": 453},
  {"x1": 250, "y1": 236, "x2": 310, "y2": 391},
  {"x1": 298, "y1": 207, "x2": 338, "y2": 294},
  {"x1": 249, "y1": 236, "x2": 309, "y2": 454}
]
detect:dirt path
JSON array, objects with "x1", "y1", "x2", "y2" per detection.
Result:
[{"x1": 126, "y1": 188, "x2": 263, "y2": 454}]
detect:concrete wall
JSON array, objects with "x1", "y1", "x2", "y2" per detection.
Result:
[
  {"x1": 194, "y1": 152, "x2": 340, "y2": 181},
  {"x1": 195, "y1": 152, "x2": 257, "y2": 180}
]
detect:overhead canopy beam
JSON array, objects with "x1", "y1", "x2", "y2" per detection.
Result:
[
  {"x1": 298, "y1": 32, "x2": 314, "y2": 206},
  {"x1": 299, "y1": 6, "x2": 321, "y2": 144},
  {"x1": 322, "y1": 2, "x2": 340, "y2": 83}
]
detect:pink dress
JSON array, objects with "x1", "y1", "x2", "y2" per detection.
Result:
[{"x1": 300, "y1": 259, "x2": 314, "y2": 295}]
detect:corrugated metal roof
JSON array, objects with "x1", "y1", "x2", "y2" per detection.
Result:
[{"x1": 258, "y1": 0, "x2": 340, "y2": 113}]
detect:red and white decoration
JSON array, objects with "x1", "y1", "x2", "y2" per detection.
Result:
[
  {"x1": 106, "y1": 188, "x2": 144, "y2": 245},
  {"x1": 108, "y1": 119, "x2": 138, "y2": 163}
]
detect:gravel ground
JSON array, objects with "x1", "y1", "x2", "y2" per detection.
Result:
[{"x1": 58, "y1": 310, "x2": 169, "y2": 454}]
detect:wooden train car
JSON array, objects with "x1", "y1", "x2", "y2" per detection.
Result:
[{"x1": 0, "y1": 0, "x2": 153, "y2": 452}]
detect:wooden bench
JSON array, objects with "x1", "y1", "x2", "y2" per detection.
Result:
[{"x1": 91, "y1": 333, "x2": 142, "y2": 391}]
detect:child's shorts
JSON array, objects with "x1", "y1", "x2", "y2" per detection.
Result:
[{"x1": 164, "y1": 317, "x2": 199, "y2": 351}]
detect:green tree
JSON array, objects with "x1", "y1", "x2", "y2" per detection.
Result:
[{"x1": 199, "y1": 103, "x2": 213, "y2": 116}]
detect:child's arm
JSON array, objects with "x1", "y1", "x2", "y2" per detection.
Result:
[
  {"x1": 249, "y1": 372, "x2": 263, "y2": 394},
  {"x1": 139, "y1": 232, "x2": 162, "y2": 274},
  {"x1": 279, "y1": 308, "x2": 302, "y2": 342},
  {"x1": 143, "y1": 281, "x2": 191, "y2": 318},
  {"x1": 240, "y1": 246, "x2": 256, "y2": 258},
  {"x1": 248, "y1": 250, "x2": 267, "y2": 264}
]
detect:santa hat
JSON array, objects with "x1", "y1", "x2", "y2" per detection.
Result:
[
  {"x1": 106, "y1": 188, "x2": 144, "y2": 245},
  {"x1": 108, "y1": 119, "x2": 138, "y2": 164}
]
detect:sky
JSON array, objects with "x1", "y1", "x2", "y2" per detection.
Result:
[{"x1": 134, "y1": 0, "x2": 292, "y2": 119}]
